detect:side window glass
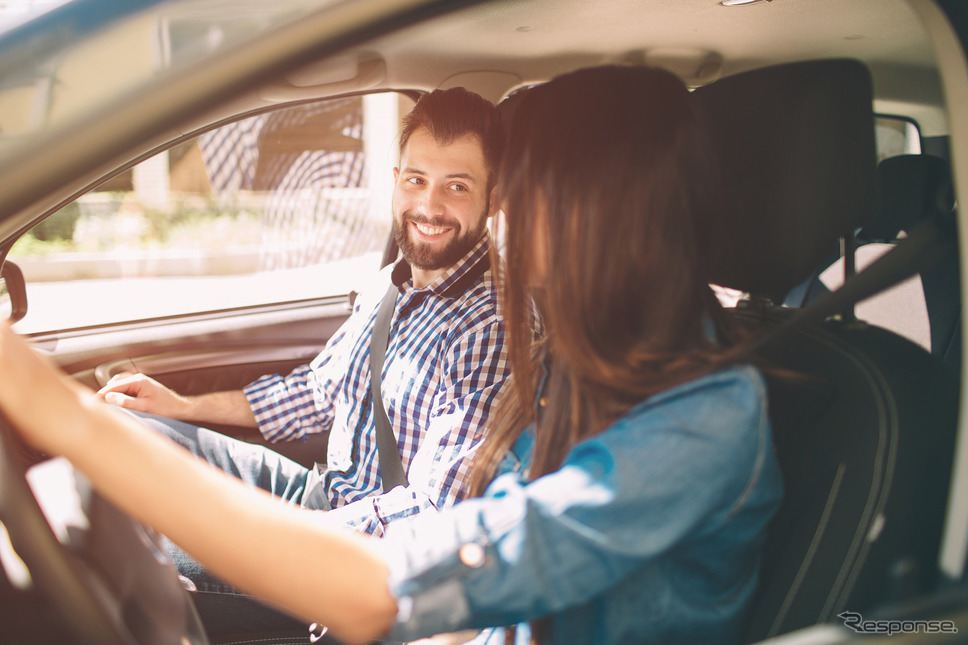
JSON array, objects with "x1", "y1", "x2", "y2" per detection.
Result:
[
  {"x1": 9, "y1": 93, "x2": 414, "y2": 333},
  {"x1": 875, "y1": 115, "x2": 921, "y2": 160}
]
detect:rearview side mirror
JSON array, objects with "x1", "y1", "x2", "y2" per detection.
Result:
[{"x1": 0, "y1": 261, "x2": 28, "y2": 324}]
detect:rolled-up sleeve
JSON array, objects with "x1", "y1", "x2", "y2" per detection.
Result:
[
  {"x1": 376, "y1": 366, "x2": 781, "y2": 641},
  {"x1": 244, "y1": 325, "x2": 353, "y2": 443}
]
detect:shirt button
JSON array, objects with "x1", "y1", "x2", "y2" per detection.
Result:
[
  {"x1": 538, "y1": 397, "x2": 548, "y2": 407},
  {"x1": 459, "y1": 542, "x2": 486, "y2": 568}
]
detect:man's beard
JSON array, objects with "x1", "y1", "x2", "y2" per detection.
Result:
[{"x1": 392, "y1": 207, "x2": 488, "y2": 272}]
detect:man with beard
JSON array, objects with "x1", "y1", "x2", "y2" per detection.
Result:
[{"x1": 96, "y1": 87, "x2": 511, "y2": 633}]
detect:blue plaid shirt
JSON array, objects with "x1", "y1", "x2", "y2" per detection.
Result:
[{"x1": 244, "y1": 237, "x2": 508, "y2": 535}]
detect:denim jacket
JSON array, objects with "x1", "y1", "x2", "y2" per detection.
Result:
[{"x1": 379, "y1": 364, "x2": 783, "y2": 645}]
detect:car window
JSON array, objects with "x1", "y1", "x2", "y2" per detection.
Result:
[
  {"x1": 8, "y1": 92, "x2": 414, "y2": 333},
  {"x1": 875, "y1": 115, "x2": 921, "y2": 160},
  {"x1": 0, "y1": 1, "x2": 333, "y2": 159}
]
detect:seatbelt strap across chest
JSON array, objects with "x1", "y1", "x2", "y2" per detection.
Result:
[
  {"x1": 368, "y1": 252, "x2": 491, "y2": 493},
  {"x1": 369, "y1": 283, "x2": 409, "y2": 492}
]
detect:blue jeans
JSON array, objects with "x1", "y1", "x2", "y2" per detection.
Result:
[{"x1": 130, "y1": 411, "x2": 327, "y2": 636}]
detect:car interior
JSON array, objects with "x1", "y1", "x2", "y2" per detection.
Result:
[{"x1": 0, "y1": 1, "x2": 966, "y2": 644}]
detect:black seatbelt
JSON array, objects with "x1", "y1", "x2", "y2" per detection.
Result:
[{"x1": 369, "y1": 283, "x2": 409, "y2": 492}]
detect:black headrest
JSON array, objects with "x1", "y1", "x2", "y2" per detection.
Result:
[
  {"x1": 693, "y1": 59, "x2": 878, "y2": 302},
  {"x1": 862, "y1": 154, "x2": 955, "y2": 242}
]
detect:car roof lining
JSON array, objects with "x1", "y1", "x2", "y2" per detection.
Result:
[{"x1": 158, "y1": 0, "x2": 948, "y2": 135}]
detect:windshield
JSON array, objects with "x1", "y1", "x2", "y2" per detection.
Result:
[
  {"x1": 0, "y1": 0, "x2": 333, "y2": 160},
  {"x1": 0, "y1": 0, "x2": 73, "y2": 33}
]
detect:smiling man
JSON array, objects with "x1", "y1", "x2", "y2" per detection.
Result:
[
  {"x1": 393, "y1": 126, "x2": 493, "y2": 283},
  {"x1": 97, "y1": 87, "x2": 510, "y2": 634}
]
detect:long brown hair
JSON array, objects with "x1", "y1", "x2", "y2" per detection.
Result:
[{"x1": 471, "y1": 65, "x2": 744, "y2": 495}]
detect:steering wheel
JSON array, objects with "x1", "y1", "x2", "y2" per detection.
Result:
[{"x1": 0, "y1": 414, "x2": 209, "y2": 645}]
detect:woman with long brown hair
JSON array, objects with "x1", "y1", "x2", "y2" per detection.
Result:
[{"x1": 0, "y1": 65, "x2": 781, "y2": 645}]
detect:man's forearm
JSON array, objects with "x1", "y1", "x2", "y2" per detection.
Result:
[{"x1": 183, "y1": 389, "x2": 258, "y2": 428}]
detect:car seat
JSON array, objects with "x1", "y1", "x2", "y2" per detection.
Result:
[{"x1": 693, "y1": 59, "x2": 960, "y2": 641}]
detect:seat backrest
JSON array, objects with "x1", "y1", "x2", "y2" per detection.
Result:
[{"x1": 693, "y1": 60, "x2": 960, "y2": 641}]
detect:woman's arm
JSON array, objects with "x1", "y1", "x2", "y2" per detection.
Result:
[{"x1": 0, "y1": 324, "x2": 397, "y2": 645}]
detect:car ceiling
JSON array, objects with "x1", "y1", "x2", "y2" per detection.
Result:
[
  {"x1": 261, "y1": 0, "x2": 943, "y2": 131},
  {"x1": 379, "y1": 0, "x2": 933, "y2": 78}
]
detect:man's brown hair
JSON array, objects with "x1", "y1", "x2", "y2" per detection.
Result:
[{"x1": 400, "y1": 87, "x2": 505, "y2": 190}]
